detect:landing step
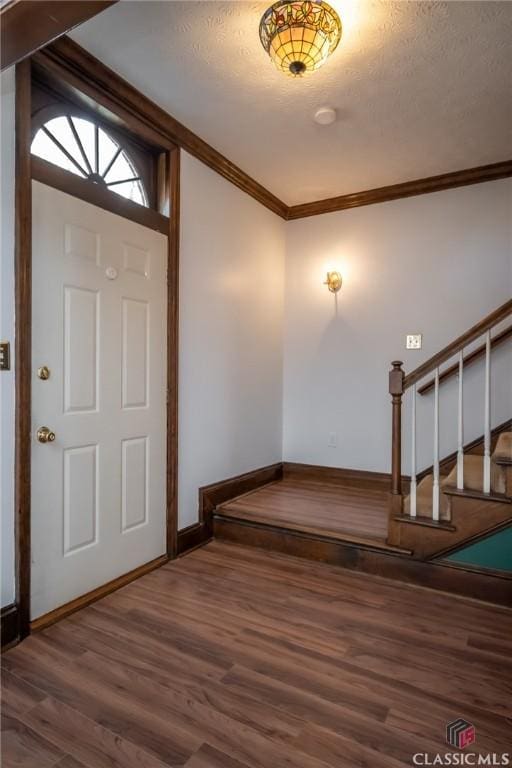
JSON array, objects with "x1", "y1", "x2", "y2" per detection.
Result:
[
  {"x1": 393, "y1": 515, "x2": 456, "y2": 531},
  {"x1": 212, "y1": 513, "x2": 512, "y2": 607},
  {"x1": 442, "y1": 485, "x2": 512, "y2": 504},
  {"x1": 213, "y1": 511, "x2": 412, "y2": 555}
]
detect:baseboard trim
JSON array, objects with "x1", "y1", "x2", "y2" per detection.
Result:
[
  {"x1": 1, "y1": 603, "x2": 20, "y2": 649},
  {"x1": 283, "y1": 462, "x2": 396, "y2": 486},
  {"x1": 199, "y1": 462, "x2": 283, "y2": 534},
  {"x1": 175, "y1": 462, "x2": 284, "y2": 557},
  {"x1": 30, "y1": 554, "x2": 169, "y2": 633},
  {"x1": 213, "y1": 516, "x2": 512, "y2": 607},
  {"x1": 177, "y1": 522, "x2": 211, "y2": 555}
]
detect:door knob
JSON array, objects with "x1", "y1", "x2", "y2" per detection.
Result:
[
  {"x1": 37, "y1": 366, "x2": 51, "y2": 380},
  {"x1": 37, "y1": 426, "x2": 56, "y2": 443}
]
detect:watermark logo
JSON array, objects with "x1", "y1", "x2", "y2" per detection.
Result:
[
  {"x1": 446, "y1": 719, "x2": 476, "y2": 750},
  {"x1": 411, "y1": 719, "x2": 509, "y2": 765}
]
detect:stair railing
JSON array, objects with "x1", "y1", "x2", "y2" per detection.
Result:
[{"x1": 388, "y1": 299, "x2": 512, "y2": 536}]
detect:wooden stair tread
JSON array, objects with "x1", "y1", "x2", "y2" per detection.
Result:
[
  {"x1": 393, "y1": 514, "x2": 456, "y2": 531},
  {"x1": 494, "y1": 457, "x2": 512, "y2": 466},
  {"x1": 442, "y1": 485, "x2": 511, "y2": 503}
]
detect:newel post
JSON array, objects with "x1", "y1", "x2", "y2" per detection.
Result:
[
  {"x1": 387, "y1": 361, "x2": 404, "y2": 544},
  {"x1": 389, "y1": 361, "x2": 404, "y2": 495}
]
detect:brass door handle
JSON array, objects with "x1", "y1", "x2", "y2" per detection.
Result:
[{"x1": 37, "y1": 426, "x2": 56, "y2": 443}]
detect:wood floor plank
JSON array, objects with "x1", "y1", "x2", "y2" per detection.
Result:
[
  {"x1": 3, "y1": 637, "x2": 202, "y2": 766},
  {"x1": 466, "y1": 632, "x2": 512, "y2": 657},
  {"x1": 20, "y1": 697, "x2": 175, "y2": 768},
  {"x1": 111, "y1": 603, "x2": 388, "y2": 723},
  {"x1": 2, "y1": 540, "x2": 511, "y2": 767},
  {"x1": 54, "y1": 756, "x2": 89, "y2": 768},
  {"x1": 44, "y1": 619, "x2": 304, "y2": 742},
  {"x1": 343, "y1": 635, "x2": 511, "y2": 717},
  {"x1": 222, "y1": 664, "x2": 510, "y2": 755},
  {"x1": 1, "y1": 712, "x2": 65, "y2": 768},
  {"x1": 288, "y1": 721, "x2": 411, "y2": 768},
  {"x1": 1, "y1": 668, "x2": 47, "y2": 718},
  {"x1": 184, "y1": 743, "x2": 253, "y2": 768}
]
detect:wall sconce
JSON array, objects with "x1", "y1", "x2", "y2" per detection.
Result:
[{"x1": 324, "y1": 271, "x2": 342, "y2": 293}]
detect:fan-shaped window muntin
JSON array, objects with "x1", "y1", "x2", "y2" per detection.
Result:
[{"x1": 31, "y1": 115, "x2": 148, "y2": 207}]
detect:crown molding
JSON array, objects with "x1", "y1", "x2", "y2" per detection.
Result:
[
  {"x1": 0, "y1": 0, "x2": 118, "y2": 72},
  {"x1": 33, "y1": 37, "x2": 288, "y2": 219},
  {"x1": 31, "y1": 38, "x2": 512, "y2": 221},
  {"x1": 285, "y1": 160, "x2": 512, "y2": 220}
]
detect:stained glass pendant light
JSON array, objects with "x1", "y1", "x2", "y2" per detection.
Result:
[{"x1": 259, "y1": 1, "x2": 342, "y2": 76}]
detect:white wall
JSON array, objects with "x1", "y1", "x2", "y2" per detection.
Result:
[
  {"x1": 1, "y1": 92, "x2": 510, "y2": 569},
  {"x1": 1, "y1": 68, "x2": 16, "y2": 607},
  {"x1": 283, "y1": 179, "x2": 512, "y2": 474},
  {"x1": 178, "y1": 152, "x2": 286, "y2": 528}
]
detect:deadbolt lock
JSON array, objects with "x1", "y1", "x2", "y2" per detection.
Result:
[
  {"x1": 38, "y1": 366, "x2": 50, "y2": 380},
  {"x1": 37, "y1": 426, "x2": 56, "y2": 444}
]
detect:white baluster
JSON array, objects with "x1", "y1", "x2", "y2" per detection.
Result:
[
  {"x1": 432, "y1": 368, "x2": 440, "y2": 521},
  {"x1": 483, "y1": 330, "x2": 491, "y2": 493},
  {"x1": 410, "y1": 384, "x2": 417, "y2": 518},
  {"x1": 457, "y1": 350, "x2": 464, "y2": 489}
]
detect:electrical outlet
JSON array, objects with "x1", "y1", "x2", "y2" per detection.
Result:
[
  {"x1": 406, "y1": 334, "x2": 422, "y2": 350},
  {"x1": 328, "y1": 432, "x2": 337, "y2": 448}
]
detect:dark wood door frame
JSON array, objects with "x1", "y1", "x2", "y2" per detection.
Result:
[
  {"x1": 14, "y1": 59, "x2": 32, "y2": 642},
  {"x1": 1, "y1": 0, "x2": 118, "y2": 71},
  {"x1": 11, "y1": 57, "x2": 179, "y2": 644}
]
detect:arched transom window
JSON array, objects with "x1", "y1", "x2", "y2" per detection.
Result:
[{"x1": 31, "y1": 115, "x2": 148, "y2": 207}]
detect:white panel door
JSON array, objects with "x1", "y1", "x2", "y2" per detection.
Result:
[{"x1": 31, "y1": 181, "x2": 167, "y2": 620}]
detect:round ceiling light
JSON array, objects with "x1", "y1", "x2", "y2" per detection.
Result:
[{"x1": 259, "y1": 1, "x2": 342, "y2": 77}]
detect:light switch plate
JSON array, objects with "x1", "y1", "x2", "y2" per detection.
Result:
[
  {"x1": 0, "y1": 341, "x2": 10, "y2": 371},
  {"x1": 406, "y1": 334, "x2": 422, "y2": 350}
]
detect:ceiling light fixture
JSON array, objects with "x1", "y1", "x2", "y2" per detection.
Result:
[{"x1": 259, "y1": 1, "x2": 342, "y2": 77}]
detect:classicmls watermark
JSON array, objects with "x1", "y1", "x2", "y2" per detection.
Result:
[
  {"x1": 447, "y1": 720, "x2": 476, "y2": 751},
  {"x1": 411, "y1": 720, "x2": 510, "y2": 766}
]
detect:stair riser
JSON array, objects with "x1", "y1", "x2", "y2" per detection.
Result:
[
  {"x1": 214, "y1": 517, "x2": 512, "y2": 606},
  {"x1": 444, "y1": 459, "x2": 506, "y2": 499},
  {"x1": 503, "y1": 465, "x2": 512, "y2": 497}
]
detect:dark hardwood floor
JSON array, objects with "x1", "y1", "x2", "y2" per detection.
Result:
[
  {"x1": 217, "y1": 475, "x2": 391, "y2": 548},
  {"x1": 2, "y1": 540, "x2": 511, "y2": 767}
]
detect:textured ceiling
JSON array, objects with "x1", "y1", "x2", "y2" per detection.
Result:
[{"x1": 72, "y1": 1, "x2": 512, "y2": 206}]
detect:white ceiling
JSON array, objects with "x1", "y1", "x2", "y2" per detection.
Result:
[{"x1": 72, "y1": 1, "x2": 512, "y2": 206}]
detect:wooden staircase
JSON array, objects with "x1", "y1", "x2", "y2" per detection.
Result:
[
  {"x1": 387, "y1": 298, "x2": 512, "y2": 562},
  {"x1": 204, "y1": 300, "x2": 512, "y2": 606},
  {"x1": 392, "y1": 431, "x2": 512, "y2": 559}
]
